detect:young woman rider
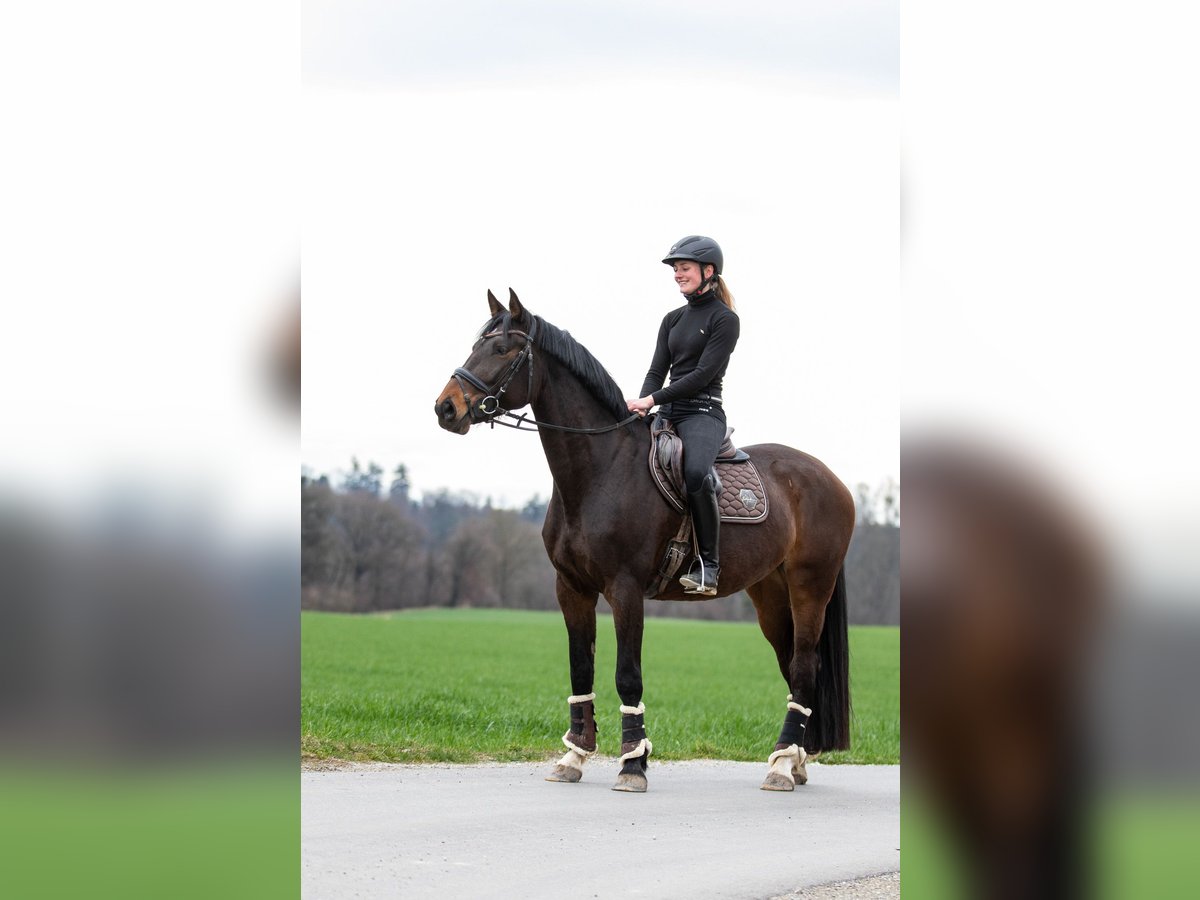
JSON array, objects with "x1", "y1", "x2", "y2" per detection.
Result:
[{"x1": 626, "y1": 235, "x2": 739, "y2": 596}]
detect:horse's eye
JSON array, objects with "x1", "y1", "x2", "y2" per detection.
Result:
[{"x1": 493, "y1": 343, "x2": 508, "y2": 355}]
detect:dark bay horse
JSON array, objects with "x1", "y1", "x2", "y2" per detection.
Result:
[{"x1": 434, "y1": 290, "x2": 855, "y2": 792}]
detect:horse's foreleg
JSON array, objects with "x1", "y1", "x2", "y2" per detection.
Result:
[
  {"x1": 610, "y1": 588, "x2": 651, "y2": 792},
  {"x1": 546, "y1": 579, "x2": 598, "y2": 784},
  {"x1": 546, "y1": 691, "x2": 597, "y2": 783},
  {"x1": 613, "y1": 700, "x2": 652, "y2": 792}
]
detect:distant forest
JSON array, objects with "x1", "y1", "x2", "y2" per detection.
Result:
[{"x1": 301, "y1": 459, "x2": 899, "y2": 625}]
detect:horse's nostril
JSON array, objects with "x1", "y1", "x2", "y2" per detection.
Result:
[{"x1": 438, "y1": 398, "x2": 456, "y2": 421}]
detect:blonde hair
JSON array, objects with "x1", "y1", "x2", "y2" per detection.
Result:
[{"x1": 711, "y1": 274, "x2": 736, "y2": 311}]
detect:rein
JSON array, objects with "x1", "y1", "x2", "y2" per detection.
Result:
[
  {"x1": 489, "y1": 410, "x2": 641, "y2": 434},
  {"x1": 452, "y1": 321, "x2": 640, "y2": 435}
]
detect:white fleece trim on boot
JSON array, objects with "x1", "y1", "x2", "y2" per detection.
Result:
[
  {"x1": 618, "y1": 737, "x2": 653, "y2": 764},
  {"x1": 561, "y1": 730, "x2": 596, "y2": 756},
  {"x1": 567, "y1": 693, "x2": 596, "y2": 704},
  {"x1": 555, "y1": 747, "x2": 589, "y2": 772},
  {"x1": 785, "y1": 694, "x2": 812, "y2": 716},
  {"x1": 617, "y1": 702, "x2": 649, "y2": 762},
  {"x1": 766, "y1": 743, "x2": 807, "y2": 784}
]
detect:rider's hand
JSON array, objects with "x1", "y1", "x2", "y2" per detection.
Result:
[{"x1": 626, "y1": 396, "x2": 654, "y2": 417}]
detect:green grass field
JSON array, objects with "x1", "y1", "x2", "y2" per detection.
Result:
[{"x1": 302, "y1": 608, "x2": 898, "y2": 765}]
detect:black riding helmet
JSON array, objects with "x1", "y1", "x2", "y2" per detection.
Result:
[{"x1": 662, "y1": 235, "x2": 723, "y2": 276}]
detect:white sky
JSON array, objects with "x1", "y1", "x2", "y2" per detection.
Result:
[{"x1": 302, "y1": 4, "x2": 900, "y2": 506}]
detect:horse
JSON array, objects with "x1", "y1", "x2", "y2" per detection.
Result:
[{"x1": 434, "y1": 289, "x2": 855, "y2": 792}]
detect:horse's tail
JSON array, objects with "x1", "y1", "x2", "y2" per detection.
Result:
[{"x1": 806, "y1": 565, "x2": 852, "y2": 752}]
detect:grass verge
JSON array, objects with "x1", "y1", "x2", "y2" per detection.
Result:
[{"x1": 302, "y1": 608, "x2": 898, "y2": 765}]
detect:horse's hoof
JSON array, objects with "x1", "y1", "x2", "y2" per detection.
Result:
[
  {"x1": 793, "y1": 762, "x2": 808, "y2": 786},
  {"x1": 612, "y1": 772, "x2": 648, "y2": 792},
  {"x1": 760, "y1": 772, "x2": 796, "y2": 792},
  {"x1": 545, "y1": 765, "x2": 583, "y2": 783}
]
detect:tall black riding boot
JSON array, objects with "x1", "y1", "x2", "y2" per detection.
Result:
[{"x1": 680, "y1": 474, "x2": 720, "y2": 595}]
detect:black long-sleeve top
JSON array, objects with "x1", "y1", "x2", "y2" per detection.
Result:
[{"x1": 638, "y1": 293, "x2": 740, "y2": 406}]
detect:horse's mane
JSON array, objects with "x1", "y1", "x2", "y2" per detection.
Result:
[{"x1": 482, "y1": 311, "x2": 631, "y2": 424}]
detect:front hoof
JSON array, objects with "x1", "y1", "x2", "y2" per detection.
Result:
[
  {"x1": 612, "y1": 772, "x2": 648, "y2": 792},
  {"x1": 793, "y1": 761, "x2": 808, "y2": 786},
  {"x1": 760, "y1": 772, "x2": 795, "y2": 792},
  {"x1": 545, "y1": 765, "x2": 583, "y2": 783}
]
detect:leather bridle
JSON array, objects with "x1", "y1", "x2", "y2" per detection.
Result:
[
  {"x1": 448, "y1": 317, "x2": 640, "y2": 434},
  {"x1": 452, "y1": 321, "x2": 538, "y2": 423}
]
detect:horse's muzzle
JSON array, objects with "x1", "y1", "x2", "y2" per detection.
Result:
[{"x1": 435, "y1": 390, "x2": 472, "y2": 434}]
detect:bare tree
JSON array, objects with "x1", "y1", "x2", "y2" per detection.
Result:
[{"x1": 301, "y1": 460, "x2": 898, "y2": 625}]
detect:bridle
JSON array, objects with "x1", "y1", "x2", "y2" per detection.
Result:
[
  {"x1": 452, "y1": 321, "x2": 538, "y2": 422},
  {"x1": 450, "y1": 318, "x2": 640, "y2": 434}
]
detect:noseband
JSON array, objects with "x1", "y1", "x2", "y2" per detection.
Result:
[
  {"x1": 452, "y1": 321, "x2": 538, "y2": 422},
  {"x1": 449, "y1": 317, "x2": 640, "y2": 434}
]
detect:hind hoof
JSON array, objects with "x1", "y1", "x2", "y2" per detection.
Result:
[
  {"x1": 545, "y1": 764, "x2": 583, "y2": 783},
  {"x1": 761, "y1": 772, "x2": 795, "y2": 792},
  {"x1": 612, "y1": 773, "x2": 648, "y2": 792},
  {"x1": 793, "y1": 762, "x2": 808, "y2": 786}
]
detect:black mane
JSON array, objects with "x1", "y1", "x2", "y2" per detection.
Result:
[{"x1": 482, "y1": 311, "x2": 631, "y2": 423}]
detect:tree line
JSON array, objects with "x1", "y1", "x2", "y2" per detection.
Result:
[{"x1": 301, "y1": 460, "x2": 899, "y2": 625}]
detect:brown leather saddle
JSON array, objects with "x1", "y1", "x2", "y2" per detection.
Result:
[
  {"x1": 648, "y1": 415, "x2": 769, "y2": 523},
  {"x1": 644, "y1": 415, "x2": 770, "y2": 599}
]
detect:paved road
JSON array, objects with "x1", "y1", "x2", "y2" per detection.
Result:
[{"x1": 302, "y1": 760, "x2": 899, "y2": 899}]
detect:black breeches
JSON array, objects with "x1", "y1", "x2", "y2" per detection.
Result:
[{"x1": 664, "y1": 401, "x2": 727, "y2": 494}]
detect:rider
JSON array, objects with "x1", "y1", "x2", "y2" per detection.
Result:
[{"x1": 626, "y1": 235, "x2": 740, "y2": 596}]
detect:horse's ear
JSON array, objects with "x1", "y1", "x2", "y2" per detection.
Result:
[
  {"x1": 487, "y1": 289, "x2": 503, "y2": 317},
  {"x1": 508, "y1": 288, "x2": 526, "y2": 323}
]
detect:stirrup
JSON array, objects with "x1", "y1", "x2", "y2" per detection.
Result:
[{"x1": 679, "y1": 562, "x2": 719, "y2": 595}]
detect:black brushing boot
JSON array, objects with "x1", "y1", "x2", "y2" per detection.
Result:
[{"x1": 680, "y1": 474, "x2": 720, "y2": 595}]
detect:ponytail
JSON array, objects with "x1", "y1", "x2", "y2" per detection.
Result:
[{"x1": 713, "y1": 275, "x2": 736, "y2": 311}]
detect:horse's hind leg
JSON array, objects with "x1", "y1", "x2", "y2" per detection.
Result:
[
  {"x1": 749, "y1": 570, "x2": 808, "y2": 791},
  {"x1": 763, "y1": 563, "x2": 847, "y2": 791},
  {"x1": 748, "y1": 568, "x2": 793, "y2": 683},
  {"x1": 546, "y1": 577, "x2": 599, "y2": 784}
]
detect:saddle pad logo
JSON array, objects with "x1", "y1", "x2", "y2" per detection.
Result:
[{"x1": 739, "y1": 488, "x2": 758, "y2": 510}]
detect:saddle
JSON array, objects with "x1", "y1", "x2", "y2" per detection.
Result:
[
  {"x1": 648, "y1": 415, "x2": 769, "y2": 523},
  {"x1": 644, "y1": 415, "x2": 770, "y2": 600}
]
